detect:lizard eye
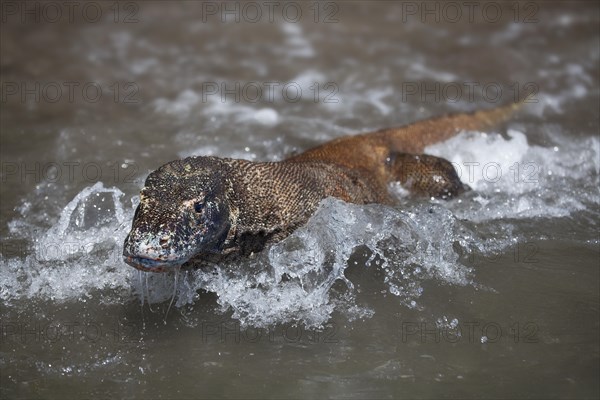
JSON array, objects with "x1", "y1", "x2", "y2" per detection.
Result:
[{"x1": 194, "y1": 201, "x2": 204, "y2": 213}]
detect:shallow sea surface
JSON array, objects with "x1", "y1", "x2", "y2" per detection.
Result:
[{"x1": 1, "y1": 2, "x2": 599, "y2": 399}]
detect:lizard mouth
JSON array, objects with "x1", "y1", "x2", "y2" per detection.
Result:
[{"x1": 123, "y1": 254, "x2": 187, "y2": 272}]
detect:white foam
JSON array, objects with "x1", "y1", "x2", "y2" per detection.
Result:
[
  {"x1": 426, "y1": 129, "x2": 600, "y2": 221},
  {"x1": 426, "y1": 129, "x2": 530, "y2": 193},
  {"x1": 253, "y1": 108, "x2": 279, "y2": 126},
  {"x1": 280, "y1": 22, "x2": 315, "y2": 58},
  {"x1": 1, "y1": 183, "x2": 135, "y2": 303}
]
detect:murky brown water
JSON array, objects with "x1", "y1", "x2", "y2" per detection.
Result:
[{"x1": 1, "y1": 2, "x2": 599, "y2": 399}]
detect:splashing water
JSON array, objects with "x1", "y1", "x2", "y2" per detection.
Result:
[
  {"x1": 1, "y1": 127, "x2": 598, "y2": 327},
  {"x1": 171, "y1": 198, "x2": 480, "y2": 328},
  {"x1": 1, "y1": 182, "x2": 133, "y2": 303},
  {"x1": 427, "y1": 129, "x2": 600, "y2": 221}
]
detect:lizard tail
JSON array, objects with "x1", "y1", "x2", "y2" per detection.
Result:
[{"x1": 374, "y1": 99, "x2": 526, "y2": 154}]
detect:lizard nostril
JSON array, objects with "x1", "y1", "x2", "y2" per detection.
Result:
[{"x1": 159, "y1": 236, "x2": 169, "y2": 247}]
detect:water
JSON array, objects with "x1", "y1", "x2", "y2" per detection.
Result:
[{"x1": 1, "y1": 2, "x2": 599, "y2": 399}]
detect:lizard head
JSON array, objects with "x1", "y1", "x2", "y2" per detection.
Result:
[{"x1": 123, "y1": 157, "x2": 232, "y2": 272}]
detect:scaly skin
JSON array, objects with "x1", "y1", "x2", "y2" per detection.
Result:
[{"x1": 123, "y1": 102, "x2": 520, "y2": 272}]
